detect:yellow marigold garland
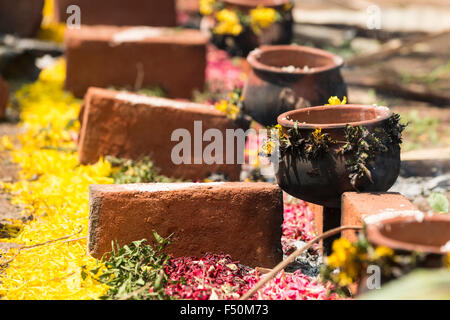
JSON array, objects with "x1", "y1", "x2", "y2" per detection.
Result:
[{"x1": 0, "y1": 59, "x2": 113, "y2": 299}]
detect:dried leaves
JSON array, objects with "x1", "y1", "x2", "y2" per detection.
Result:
[{"x1": 340, "y1": 113, "x2": 406, "y2": 189}]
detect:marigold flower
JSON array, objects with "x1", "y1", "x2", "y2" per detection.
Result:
[
  {"x1": 200, "y1": 0, "x2": 216, "y2": 16},
  {"x1": 214, "y1": 9, "x2": 243, "y2": 36},
  {"x1": 214, "y1": 99, "x2": 240, "y2": 120},
  {"x1": 249, "y1": 6, "x2": 278, "y2": 35},
  {"x1": 373, "y1": 246, "x2": 394, "y2": 259},
  {"x1": 275, "y1": 124, "x2": 287, "y2": 139},
  {"x1": 326, "y1": 238, "x2": 361, "y2": 287},
  {"x1": 0, "y1": 59, "x2": 112, "y2": 300},
  {"x1": 39, "y1": 0, "x2": 65, "y2": 43},
  {"x1": 326, "y1": 96, "x2": 347, "y2": 105}
]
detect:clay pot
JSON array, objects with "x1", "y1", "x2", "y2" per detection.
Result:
[
  {"x1": 356, "y1": 215, "x2": 450, "y2": 295},
  {"x1": 367, "y1": 215, "x2": 450, "y2": 265},
  {"x1": 243, "y1": 45, "x2": 347, "y2": 126},
  {"x1": 275, "y1": 105, "x2": 400, "y2": 208},
  {"x1": 211, "y1": 0, "x2": 293, "y2": 56},
  {"x1": 0, "y1": 0, "x2": 44, "y2": 38}
]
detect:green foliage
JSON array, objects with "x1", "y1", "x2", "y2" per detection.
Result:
[
  {"x1": 427, "y1": 192, "x2": 449, "y2": 214},
  {"x1": 401, "y1": 60, "x2": 450, "y2": 85},
  {"x1": 136, "y1": 87, "x2": 166, "y2": 98},
  {"x1": 340, "y1": 125, "x2": 387, "y2": 188},
  {"x1": 358, "y1": 269, "x2": 450, "y2": 300},
  {"x1": 340, "y1": 113, "x2": 406, "y2": 189},
  {"x1": 107, "y1": 156, "x2": 180, "y2": 184},
  {"x1": 400, "y1": 110, "x2": 441, "y2": 152},
  {"x1": 277, "y1": 125, "x2": 335, "y2": 161},
  {"x1": 84, "y1": 233, "x2": 175, "y2": 300},
  {"x1": 107, "y1": 86, "x2": 166, "y2": 98}
]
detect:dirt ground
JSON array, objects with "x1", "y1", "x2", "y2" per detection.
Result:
[{"x1": 0, "y1": 122, "x2": 22, "y2": 253}]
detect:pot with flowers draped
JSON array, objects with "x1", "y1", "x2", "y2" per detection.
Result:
[{"x1": 264, "y1": 104, "x2": 406, "y2": 253}]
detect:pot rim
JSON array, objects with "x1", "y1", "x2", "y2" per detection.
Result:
[
  {"x1": 247, "y1": 45, "x2": 344, "y2": 75},
  {"x1": 277, "y1": 104, "x2": 393, "y2": 130},
  {"x1": 366, "y1": 215, "x2": 450, "y2": 255},
  {"x1": 223, "y1": 0, "x2": 291, "y2": 7}
]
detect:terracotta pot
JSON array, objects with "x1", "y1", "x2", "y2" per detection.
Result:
[
  {"x1": 275, "y1": 105, "x2": 400, "y2": 208},
  {"x1": 356, "y1": 215, "x2": 450, "y2": 295},
  {"x1": 367, "y1": 215, "x2": 450, "y2": 263},
  {"x1": 211, "y1": 0, "x2": 293, "y2": 56},
  {"x1": 0, "y1": 0, "x2": 44, "y2": 38},
  {"x1": 243, "y1": 45, "x2": 347, "y2": 126}
]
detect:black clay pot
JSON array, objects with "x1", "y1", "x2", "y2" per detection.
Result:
[
  {"x1": 243, "y1": 45, "x2": 347, "y2": 127},
  {"x1": 275, "y1": 105, "x2": 401, "y2": 208}
]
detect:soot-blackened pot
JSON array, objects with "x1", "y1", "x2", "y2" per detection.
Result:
[
  {"x1": 275, "y1": 105, "x2": 401, "y2": 208},
  {"x1": 243, "y1": 45, "x2": 347, "y2": 127}
]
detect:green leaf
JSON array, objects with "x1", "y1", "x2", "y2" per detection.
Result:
[
  {"x1": 153, "y1": 230, "x2": 164, "y2": 244},
  {"x1": 427, "y1": 192, "x2": 449, "y2": 214}
]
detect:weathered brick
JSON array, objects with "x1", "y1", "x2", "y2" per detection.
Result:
[
  {"x1": 88, "y1": 182, "x2": 284, "y2": 268},
  {"x1": 65, "y1": 26, "x2": 207, "y2": 99},
  {"x1": 306, "y1": 202, "x2": 323, "y2": 252},
  {"x1": 0, "y1": 75, "x2": 9, "y2": 119},
  {"x1": 341, "y1": 192, "x2": 419, "y2": 242},
  {"x1": 78, "y1": 87, "x2": 244, "y2": 181},
  {"x1": 54, "y1": 0, "x2": 176, "y2": 27},
  {"x1": 0, "y1": 0, "x2": 44, "y2": 38}
]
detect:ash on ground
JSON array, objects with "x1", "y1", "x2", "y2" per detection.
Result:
[
  {"x1": 283, "y1": 240, "x2": 322, "y2": 278},
  {"x1": 389, "y1": 173, "x2": 450, "y2": 212}
]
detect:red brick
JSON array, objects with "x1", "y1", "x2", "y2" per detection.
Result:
[
  {"x1": 307, "y1": 202, "x2": 323, "y2": 237},
  {"x1": 65, "y1": 26, "x2": 207, "y2": 99},
  {"x1": 341, "y1": 192, "x2": 419, "y2": 242},
  {"x1": 54, "y1": 0, "x2": 176, "y2": 27},
  {"x1": 177, "y1": 0, "x2": 200, "y2": 13},
  {"x1": 307, "y1": 202, "x2": 323, "y2": 253},
  {"x1": 78, "y1": 87, "x2": 244, "y2": 181},
  {"x1": 0, "y1": 0, "x2": 44, "y2": 38},
  {"x1": 88, "y1": 182, "x2": 284, "y2": 268},
  {"x1": 0, "y1": 75, "x2": 9, "y2": 119}
]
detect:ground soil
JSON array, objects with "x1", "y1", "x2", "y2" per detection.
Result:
[{"x1": 0, "y1": 121, "x2": 22, "y2": 254}]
